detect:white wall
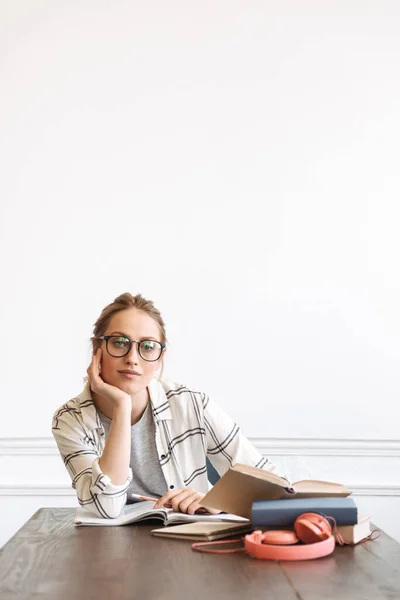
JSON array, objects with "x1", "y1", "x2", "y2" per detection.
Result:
[{"x1": 1, "y1": 0, "x2": 399, "y2": 547}]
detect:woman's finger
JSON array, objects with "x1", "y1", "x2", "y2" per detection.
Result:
[
  {"x1": 170, "y1": 490, "x2": 193, "y2": 512},
  {"x1": 154, "y1": 488, "x2": 191, "y2": 510},
  {"x1": 88, "y1": 349, "x2": 103, "y2": 390},
  {"x1": 179, "y1": 493, "x2": 202, "y2": 515},
  {"x1": 153, "y1": 489, "x2": 182, "y2": 509},
  {"x1": 156, "y1": 488, "x2": 201, "y2": 513}
]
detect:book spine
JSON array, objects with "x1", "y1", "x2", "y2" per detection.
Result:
[{"x1": 252, "y1": 501, "x2": 358, "y2": 527}]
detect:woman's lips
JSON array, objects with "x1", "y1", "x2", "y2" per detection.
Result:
[{"x1": 119, "y1": 371, "x2": 141, "y2": 379}]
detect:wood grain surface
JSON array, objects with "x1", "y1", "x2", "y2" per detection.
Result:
[{"x1": 0, "y1": 508, "x2": 399, "y2": 600}]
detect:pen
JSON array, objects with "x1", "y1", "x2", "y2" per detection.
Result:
[
  {"x1": 130, "y1": 493, "x2": 173, "y2": 508},
  {"x1": 130, "y1": 493, "x2": 159, "y2": 502}
]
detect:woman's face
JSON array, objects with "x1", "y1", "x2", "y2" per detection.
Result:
[{"x1": 99, "y1": 308, "x2": 165, "y2": 395}]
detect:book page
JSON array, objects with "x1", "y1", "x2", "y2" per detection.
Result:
[
  {"x1": 291, "y1": 480, "x2": 351, "y2": 496},
  {"x1": 336, "y1": 515, "x2": 371, "y2": 544},
  {"x1": 152, "y1": 522, "x2": 253, "y2": 540},
  {"x1": 75, "y1": 501, "x2": 248, "y2": 527},
  {"x1": 233, "y1": 463, "x2": 288, "y2": 487},
  {"x1": 75, "y1": 501, "x2": 168, "y2": 526},
  {"x1": 153, "y1": 522, "x2": 251, "y2": 536},
  {"x1": 200, "y1": 469, "x2": 286, "y2": 518},
  {"x1": 166, "y1": 511, "x2": 248, "y2": 525}
]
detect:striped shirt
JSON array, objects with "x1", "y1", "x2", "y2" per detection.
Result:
[{"x1": 52, "y1": 378, "x2": 289, "y2": 519}]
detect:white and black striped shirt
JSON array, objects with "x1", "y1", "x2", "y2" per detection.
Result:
[{"x1": 52, "y1": 378, "x2": 288, "y2": 519}]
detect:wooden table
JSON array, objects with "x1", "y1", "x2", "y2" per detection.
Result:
[{"x1": 1, "y1": 508, "x2": 399, "y2": 600}]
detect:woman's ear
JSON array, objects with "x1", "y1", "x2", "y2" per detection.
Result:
[{"x1": 156, "y1": 355, "x2": 165, "y2": 379}]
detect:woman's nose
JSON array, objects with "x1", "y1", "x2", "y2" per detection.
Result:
[{"x1": 125, "y1": 342, "x2": 140, "y2": 363}]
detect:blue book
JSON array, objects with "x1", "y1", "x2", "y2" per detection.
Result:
[{"x1": 252, "y1": 497, "x2": 358, "y2": 527}]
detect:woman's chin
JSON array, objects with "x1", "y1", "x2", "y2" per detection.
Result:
[
  {"x1": 102, "y1": 372, "x2": 148, "y2": 395},
  {"x1": 114, "y1": 375, "x2": 145, "y2": 394}
]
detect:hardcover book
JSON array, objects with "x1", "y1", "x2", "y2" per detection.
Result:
[
  {"x1": 200, "y1": 463, "x2": 351, "y2": 519},
  {"x1": 251, "y1": 497, "x2": 358, "y2": 527}
]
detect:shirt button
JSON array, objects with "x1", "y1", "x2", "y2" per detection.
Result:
[
  {"x1": 160, "y1": 454, "x2": 166, "y2": 460},
  {"x1": 169, "y1": 485, "x2": 174, "y2": 490}
]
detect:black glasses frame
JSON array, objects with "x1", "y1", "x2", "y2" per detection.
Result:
[{"x1": 98, "y1": 335, "x2": 166, "y2": 362}]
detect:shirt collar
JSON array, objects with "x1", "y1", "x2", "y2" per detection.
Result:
[
  {"x1": 149, "y1": 378, "x2": 172, "y2": 422},
  {"x1": 77, "y1": 377, "x2": 172, "y2": 431}
]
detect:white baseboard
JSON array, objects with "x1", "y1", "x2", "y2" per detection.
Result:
[
  {"x1": 0, "y1": 438, "x2": 56, "y2": 455},
  {"x1": 1, "y1": 437, "x2": 399, "y2": 456},
  {"x1": 252, "y1": 438, "x2": 400, "y2": 457},
  {"x1": 0, "y1": 437, "x2": 399, "y2": 497},
  {"x1": 0, "y1": 485, "x2": 76, "y2": 496},
  {"x1": 0, "y1": 483, "x2": 399, "y2": 496}
]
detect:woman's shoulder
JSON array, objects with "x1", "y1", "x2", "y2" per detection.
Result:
[
  {"x1": 157, "y1": 378, "x2": 206, "y2": 399},
  {"x1": 52, "y1": 381, "x2": 92, "y2": 428}
]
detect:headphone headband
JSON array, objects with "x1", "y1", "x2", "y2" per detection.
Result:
[
  {"x1": 245, "y1": 512, "x2": 336, "y2": 560},
  {"x1": 245, "y1": 531, "x2": 335, "y2": 561}
]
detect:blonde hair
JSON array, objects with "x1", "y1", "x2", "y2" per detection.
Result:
[{"x1": 91, "y1": 292, "x2": 167, "y2": 378}]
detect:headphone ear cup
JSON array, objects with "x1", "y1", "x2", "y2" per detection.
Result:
[
  {"x1": 294, "y1": 513, "x2": 332, "y2": 544},
  {"x1": 262, "y1": 530, "x2": 299, "y2": 545}
]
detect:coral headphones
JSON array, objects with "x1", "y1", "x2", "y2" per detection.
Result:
[
  {"x1": 193, "y1": 512, "x2": 337, "y2": 561},
  {"x1": 245, "y1": 512, "x2": 335, "y2": 560}
]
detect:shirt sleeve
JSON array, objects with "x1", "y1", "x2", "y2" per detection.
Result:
[
  {"x1": 202, "y1": 394, "x2": 292, "y2": 485},
  {"x1": 52, "y1": 412, "x2": 133, "y2": 519}
]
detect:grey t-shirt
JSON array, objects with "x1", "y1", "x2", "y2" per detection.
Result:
[{"x1": 97, "y1": 402, "x2": 167, "y2": 503}]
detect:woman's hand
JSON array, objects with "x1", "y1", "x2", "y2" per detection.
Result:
[
  {"x1": 87, "y1": 349, "x2": 131, "y2": 409},
  {"x1": 153, "y1": 487, "x2": 222, "y2": 515}
]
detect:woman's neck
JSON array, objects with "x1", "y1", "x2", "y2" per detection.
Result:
[{"x1": 91, "y1": 386, "x2": 150, "y2": 426}]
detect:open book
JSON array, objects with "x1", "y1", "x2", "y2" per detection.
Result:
[
  {"x1": 74, "y1": 500, "x2": 249, "y2": 527},
  {"x1": 199, "y1": 463, "x2": 351, "y2": 519}
]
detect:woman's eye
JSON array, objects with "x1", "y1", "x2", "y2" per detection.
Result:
[
  {"x1": 141, "y1": 341, "x2": 155, "y2": 351},
  {"x1": 113, "y1": 338, "x2": 129, "y2": 348}
]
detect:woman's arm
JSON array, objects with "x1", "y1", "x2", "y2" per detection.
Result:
[
  {"x1": 97, "y1": 401, "x2": 131, "y2": 485},
  {"x1": 51, "y1": 350, "x2": 134, "y2": 519},
  {"x1": 155, "y1": 390, "x2": 290, "y2": 513},
  {"x1": 90, "y1": 348, "x2": 132, "y2": 486},
  {"x1": 202, "y1": 394, "x2": 290, "y2": 483},
  {"x1": 52, "y1": 410, "x2": 133, "y2": 519}
]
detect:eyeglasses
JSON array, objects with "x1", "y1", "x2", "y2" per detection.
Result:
[{"x1": 98, "y1": 336, "x2": 166, "y2": 362}]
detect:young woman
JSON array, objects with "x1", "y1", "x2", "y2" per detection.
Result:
[{"x1": 52, "y1": 292, "x2": 289, "y2": 519}]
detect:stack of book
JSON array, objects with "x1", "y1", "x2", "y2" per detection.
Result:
[
  {"x1": 151, "y1": 514, "x2": 372, "y2": 544},
  {"x1": 199, "y1": 463, "x2": 373, "y2": 545},
  {"x1": 251, "y1": 498, "x2": 372, "y2": 544}
]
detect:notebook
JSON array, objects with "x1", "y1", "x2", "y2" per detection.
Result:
[
  {"x1": 74, "y1": 500, "x2": 248, "y2": 527},
  {"x1": 152, "y1": 521, "x2": 253, "y2": 541}
]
